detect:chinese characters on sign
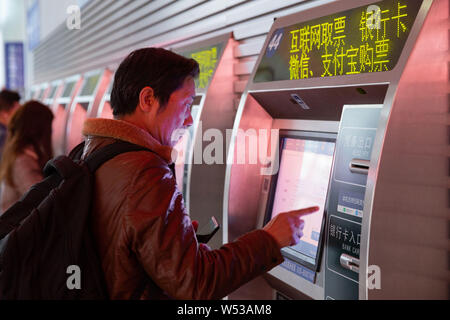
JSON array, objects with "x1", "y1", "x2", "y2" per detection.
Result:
[
  {"x1": 343, "y1": 134, "x2": 373, "y2": 159},
  {"x1": 5, "y1": 43, "x2": 25, "y2": 92},
  {"x1": 289, "y1": 1, "x2": 408, "y2": 79},
  {"x1": 180, "y1": 44, "x2": 223, "y2": 90},
  {"x1": 254, "y1": 0, "x2": 422, "y2": 82},
  {"x1": 329, "y1": 221, "x2": 361, "y2": 256},
  {"x1": 192, "y1": 47, "x2": 217, "y2": 89}
]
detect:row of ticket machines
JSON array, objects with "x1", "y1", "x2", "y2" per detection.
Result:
[
  {"x1": 28, "y1": 0, "x2": 447, "y2": 300},
  {"x1": 29, "y1": 70, "x2": 113, "y2": 156}
]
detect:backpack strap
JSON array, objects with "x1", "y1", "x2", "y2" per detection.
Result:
[
  {"x1": 68, "y1": 141, "x2": 86, "y2": 160},
  {"x1": 83, "y1": 140, "x2": 154, "y2": 173}
]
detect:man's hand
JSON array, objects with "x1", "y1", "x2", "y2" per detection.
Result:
[
  {"x1": 263, "y1": 206, "x2": 320, "y2": 248},
  {"x1": 191, "y1": 220, "x2": 211, "y2": 250},
  {"x1": 192, "y1": 220, "x2": 199, "y2": 232}
]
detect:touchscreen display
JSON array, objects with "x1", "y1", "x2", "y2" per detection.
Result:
[{"x1": 270, "y1": 137, "x2": 335, "y2": 267}]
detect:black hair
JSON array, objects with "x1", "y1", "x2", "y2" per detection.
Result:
[
  {"x1": 0, "y1": 100, "x2": 54, "y2": 187},
  {"x1": 110, "y1": 47, "x2": 199, "y2": 117},
  {"x1": 0, "y1": 90, "x2": 21, "y2": 112}
]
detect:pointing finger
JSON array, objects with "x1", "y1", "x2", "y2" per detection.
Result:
[{"x1": 290, "y1": 206, "x2": 320, "y2": 217}]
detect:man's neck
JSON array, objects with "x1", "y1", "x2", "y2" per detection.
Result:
[{"x1": 116, "y1": 114, "x2": 147, "y2": 132}]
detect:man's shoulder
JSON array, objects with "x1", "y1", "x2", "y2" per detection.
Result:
[
  {"x1": 84, "y1": 137, "x2": 171, "y2": 172},
  {"x1": 101, "y1": 148, "x2": 174, "y2": 184},
  {"x1": 114, "y1": 148, "x2": 169, "y2": 168}
]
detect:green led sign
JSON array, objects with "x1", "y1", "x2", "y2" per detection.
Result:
[
  {"x1": 180, "y1": 42, "x2": 225, "y2": 89},
  {"x1": 254, "y1": 0, "x2": 423, "y2": 82}
]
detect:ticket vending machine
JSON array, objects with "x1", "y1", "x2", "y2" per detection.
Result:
[
  {"x1": 96, "y1": 80, "x2": 114, "y2": 120},
  {"x1": 50, "y1": 75, "x2": 83, "y2": 156},
  {"x1": 65, "y1": 69, "x2": 112, "y2": 154},
  {"x1": 29, "y1": 84, "x2": 43, "y2": 101},
  {"x1": 225, "y1": 0, "x2": 446, "y2": 299},
  {"x1": 28, "y1": 86, "x2": 38, "y2": 101},
  {"x1": 170, "y1": 34, "x2": 238, "y2": 249},
  {"x1": 44, "y1": 80, "x2": 63, "y2": 108},
  {"x1": 36, "y1": 83, "x2": 50, "y2": 103}
]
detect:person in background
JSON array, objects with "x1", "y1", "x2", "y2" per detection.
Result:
[
  {"x1": 81, "y1": 47, "x2": 319, "y2": 300},
  {"x1": 0, "y1": 101, "x2": 54, "y2": 213},
  {"x1": 0, "y1": 90, "x2": 21, "y2": 160}
]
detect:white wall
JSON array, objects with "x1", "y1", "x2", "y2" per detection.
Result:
[
  {"x1": 37, "y1": 0, "x2": 79, "y2": 41},
  {"x1": 23, "y1": 0, "x2": 91, "y2": 90},
  {"x1": 0, "y1": 0, "x2": 27, "y2": 91},
  {"x1": 0, "y1": 32, "x2": 4, "y2": 89},
  {"x1": 25, "y1": 0, "x2": 90, "y2": 43},
  {"x1": 1, "y1": 0, "x2": 82, "y2": 95},
  {"x1": 1, "y1": 0, "x2": 26, "y2": 41}
]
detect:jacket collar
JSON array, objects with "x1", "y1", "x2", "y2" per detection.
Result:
[{"x1": 82, "y1": 118, "x2": 175, "y2": 164}]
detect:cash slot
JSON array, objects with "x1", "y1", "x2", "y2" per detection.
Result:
[{"x1": 349, "y1": 159, "x2": 370, "y2": 175}]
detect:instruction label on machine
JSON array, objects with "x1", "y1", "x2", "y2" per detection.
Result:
[
  {"x1": 337, "y1": 190, "x2": 365, "y2": 218},
  {"x1": 326, "y1": 215, "x2": 361, "y2": 283}
]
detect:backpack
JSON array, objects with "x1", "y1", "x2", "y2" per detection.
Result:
[{"x1": 0, "y1": 140, "x2": 152, "y2": 300}]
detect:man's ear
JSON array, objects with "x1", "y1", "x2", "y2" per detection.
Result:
[{"x1": 138, "y1": 87, "x2": 157, "y2": 113}]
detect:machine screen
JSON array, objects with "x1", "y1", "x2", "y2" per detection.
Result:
[
  {"x1": 62, "y1": 82, "x2": 76, "y2": 98},
  {"x1": 267, "y1": 133, "x2": 335, "y2": 270},
  {"x1": 38, "y1": 89, "x2": 45, "y2": 100},
  {"x1": 48, "y1": 85, "x2": 58, "y2": 99},
  {"x1": 80, "y1": 75, "x2": 100, "y2": 96}
]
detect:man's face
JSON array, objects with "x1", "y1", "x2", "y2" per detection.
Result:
[
  {"x1": 150, "y1": 76, "x2": 196, "y2": 147},
  {"x1": 10, "y1": 102, "x2": 20, "y2": 117},
  {"x1": 0, "y1": 102, "x2": 20, "y2": 126}
]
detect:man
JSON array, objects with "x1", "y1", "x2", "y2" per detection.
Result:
[
  {"x1": 81, "y1": 48, "x2": 318, "y2": 299},
  {"x1": 0, "y1": 90, "x2": 21, "y2": 160}
]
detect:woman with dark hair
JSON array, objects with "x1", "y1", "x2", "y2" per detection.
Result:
[{"x1": 0, "y1": 100, "x2": 54, "y2": 213}]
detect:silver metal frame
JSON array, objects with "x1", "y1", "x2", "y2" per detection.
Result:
[
  {"x1": 52, "y1": 74, "x2": 84, "y2": 155},
  {"x1": 64, "y1": 69, "x2": 112, "y2": 154},
  {"x1": 182, "y1": 34, "x2": 238, "y2": 250},
  {"x1": 44, "y1": 79, "x2": 64, "y2": 108},
  {"x1": 184, "y1": 95, "x2": 206, "y2": 214}
]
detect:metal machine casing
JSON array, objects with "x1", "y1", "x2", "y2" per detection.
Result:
[
  {"x1": 65, "y1": 69, "x2": 112, "y2": 154},
  {"x1": 51, "y1": 75, "x2": 83, "y2": 156},
  {"x1": 224, "y1": 0, "x2": 445, "y2": 300}
]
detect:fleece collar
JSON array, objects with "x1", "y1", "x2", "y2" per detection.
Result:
[{"x1": 82, "y1": 118, "x2": 175, "y2": 164}]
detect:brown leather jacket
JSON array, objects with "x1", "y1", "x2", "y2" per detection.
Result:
[{"x1": 81, "y1": 118, "x2": 283, "y2": 300}]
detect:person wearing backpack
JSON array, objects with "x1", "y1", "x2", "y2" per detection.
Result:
[
  {"x1": 79, "y1": 48, "x2": 319, "y2": 300},
  {"x1": 0, "y1": 101, "x2": 54, "y2": 213}
]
